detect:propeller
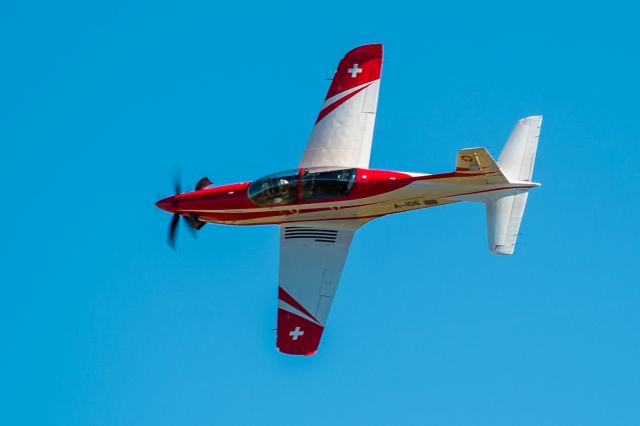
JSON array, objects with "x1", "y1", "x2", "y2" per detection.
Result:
[
  {"x1": 167, "y1": 174, "x2": 183, "y2": 249},
  {"x1": 163, "y1": 175, "x2": 210, "y2": 249},
  {"x1": 168, "y1": 212, "x2": 181, "y2": 249}
]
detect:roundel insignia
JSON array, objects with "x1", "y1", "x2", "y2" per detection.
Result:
[{"x1": 461, "y1": 154, "x2": 474, "y2": 163}]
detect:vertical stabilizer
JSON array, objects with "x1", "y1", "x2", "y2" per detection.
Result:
[{"x1": 497, "y1": 116, "x2": 542, "y2": 182}]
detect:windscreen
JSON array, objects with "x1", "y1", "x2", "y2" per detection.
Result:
[
  {"x1": 248, "y1": 170, "x2": 299, "y2": 206},
  {"x1": 300, "y1": 168, "x2": 357, "y2": 201}
]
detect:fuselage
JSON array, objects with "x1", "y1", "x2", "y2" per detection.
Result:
[{"x1": 155, "y1": 167, "x2": 538, "y2": 227}]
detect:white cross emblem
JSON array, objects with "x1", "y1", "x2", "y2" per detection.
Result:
[
  {"x1": 347, "y1": 63, "x2": 362, "y2": 78},
  {"x1": 289, "y1": 326, "x2": 304, "y2": 340}
]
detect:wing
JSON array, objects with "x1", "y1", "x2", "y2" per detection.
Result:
[
  {"x1": 276, "y1": 222, "x2": 359, "y2": 355},
  {"x1": 299, "y1": 44, "x2": 383, "y2": 169}
]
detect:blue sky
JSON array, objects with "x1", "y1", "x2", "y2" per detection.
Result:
[{"x1": 2, "y1": 1, "x2": 639, "y2": 425}]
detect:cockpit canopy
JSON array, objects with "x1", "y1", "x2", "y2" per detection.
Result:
[{"x1": 248, "y1": 167, "x2": 357, "y2": 206}]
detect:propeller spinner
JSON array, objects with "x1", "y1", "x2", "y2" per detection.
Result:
[{"x1": 157, "y1": 176, "x2": 211, "y2": 249}]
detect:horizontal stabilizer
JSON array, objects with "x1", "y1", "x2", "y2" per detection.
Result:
[
  {"x1": 498, "y1": 116, "x2": 542, "y2": 182},
  {"x1": 484, "y1": 116, "x2": 542, "y2": 255},
  {"x1": 452, "y1": 117, "x2": 542, "y2": 255},
  {"x1": 486, "y1": 190, "x2": 529, "y2": 255}
]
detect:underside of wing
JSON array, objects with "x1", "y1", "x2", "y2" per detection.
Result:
[
  {"x1": 276, "y1": 221, "x2": 359, "y2": 356},
  {"x1": 299, "y1": 44, "x2": 383, "y2": 170}
]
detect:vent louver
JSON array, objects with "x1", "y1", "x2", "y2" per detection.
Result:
[{"x1": 284, "y1": 227, "x2": 338, "y2": 243}]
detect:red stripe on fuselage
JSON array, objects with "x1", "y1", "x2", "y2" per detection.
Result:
[{"x1": 443, "y1": 185, "x2": 534, "y2": 198}]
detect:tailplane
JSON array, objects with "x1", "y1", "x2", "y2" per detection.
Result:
[
  {"x1": 497, "y1": 115, "x2": 542, "y2": 182},
  {"x1": 485, "y1": 115, "x2": 542, "y2": 255},
  {"x1": 485, "y1": 189, "x2": 529, "y2": 255},
  {"x1": 453, "y1": 116, "x2": 542, "y2": 255}
]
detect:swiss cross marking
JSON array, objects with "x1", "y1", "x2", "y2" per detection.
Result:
[
  {"x1": 289, "y1": 326, "x2": 304, "y2": 340},
  {"x1": 347, "y1": 63, "x2": 362, "y2": 78}
]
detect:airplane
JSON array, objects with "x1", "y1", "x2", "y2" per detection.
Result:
[{"x1": 155, "y1": 44, "x2": 542, "y2": 356}]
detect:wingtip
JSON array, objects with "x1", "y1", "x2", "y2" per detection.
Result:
[
  {"x1": 492, "y1": 244, "x2": 515, "y2": 256},
  {"x1": 521, "y1": 115, "x2": 543, "y2": 125},
  {"x1": 276, "y1": 347, "x2": 319, "y2": 357},
  {"x1": 345, "y1": 43, "x2": 383, "y2": 57}
]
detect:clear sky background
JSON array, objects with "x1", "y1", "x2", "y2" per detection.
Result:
[{"x1": 2, "y1": 1, "x2": 639, "y2": 425}]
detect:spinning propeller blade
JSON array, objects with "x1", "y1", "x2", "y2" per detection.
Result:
[
  {"x1": 168, "y1": 213, "x2": 180, "y2": 249},
  {"x1": 165, "y1": 174, "x2": 184, "y2": 250},
  {"x1": 161, "y1": 174, "x2": 207, "y2": 249}
]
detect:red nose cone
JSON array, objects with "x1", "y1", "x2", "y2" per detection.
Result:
[{"x1": 155, "y1": 195, "x2": 177, "y2": 213}]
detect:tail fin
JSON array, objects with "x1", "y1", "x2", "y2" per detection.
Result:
[
  {"x1": 486, "y1": 115, "x2": 542, "y2": 255},
  {"x1": 456, "y1": 147, "x2": 509, "y2": 184}
]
